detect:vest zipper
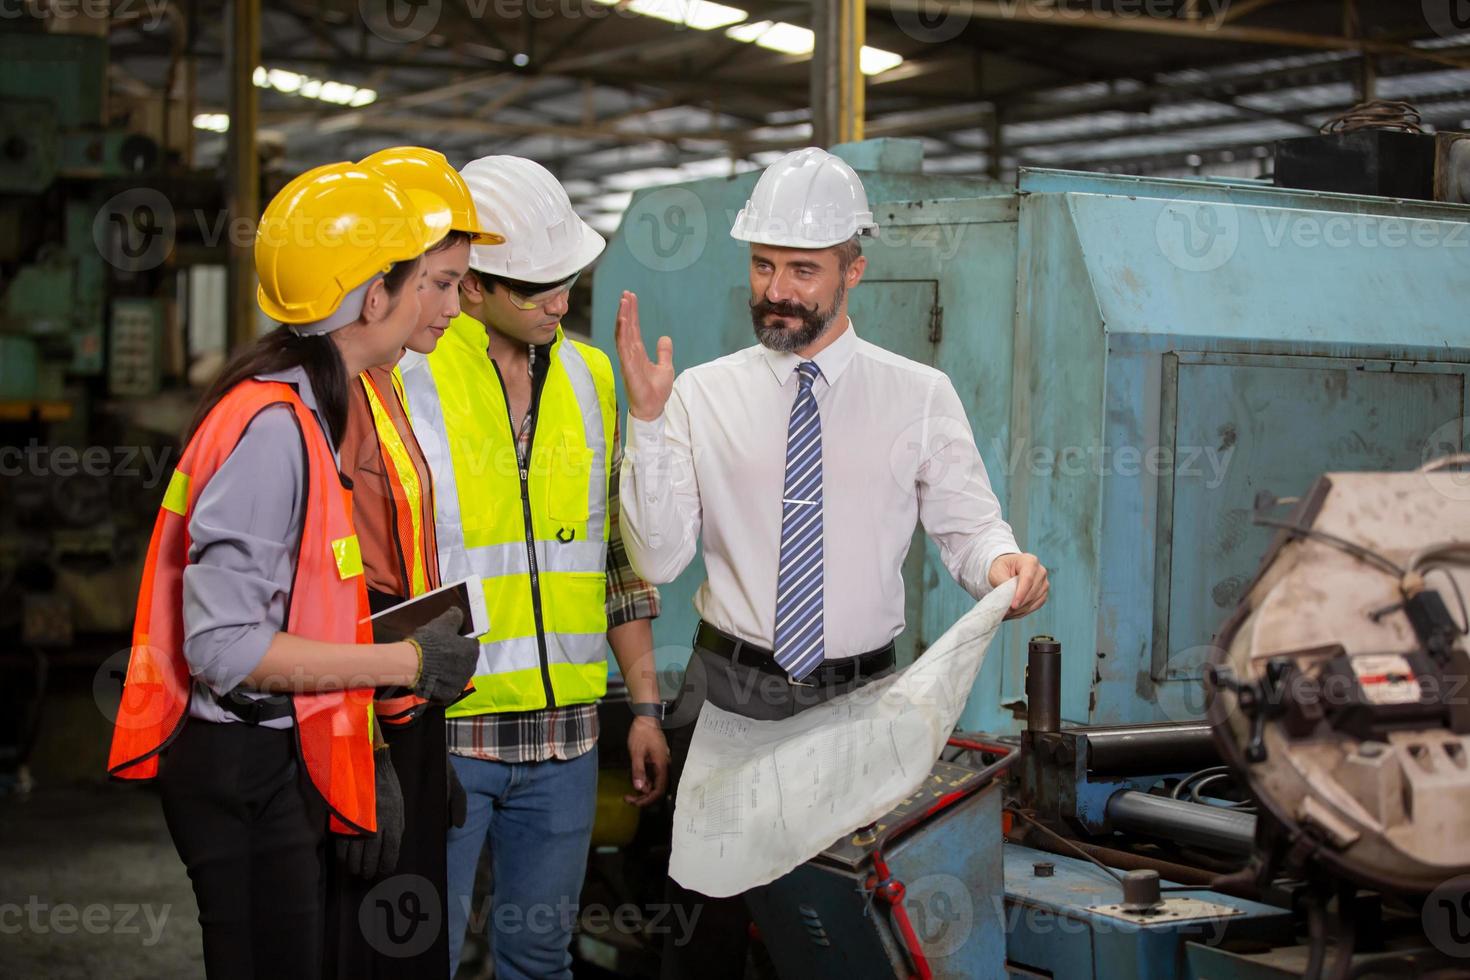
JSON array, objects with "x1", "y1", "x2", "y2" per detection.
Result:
[{"x1": 490, "y1": 359, "x2": 557, "y2": 710}]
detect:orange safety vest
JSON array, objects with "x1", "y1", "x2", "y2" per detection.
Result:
[
  {"x1": 360, "y1": 369, "x2": 438, "y2": 600},
  {"x1": 359, "y1": 369, "x2": 437, "y2": 727},
  {"x1": 106, "y1": 380, "x2": 378, "y2": 835}
]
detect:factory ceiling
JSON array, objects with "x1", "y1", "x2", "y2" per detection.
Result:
[{"x1": 98, "y1": 0, "x2": 1470, "y2": 233}]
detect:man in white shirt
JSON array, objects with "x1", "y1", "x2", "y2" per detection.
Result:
[{"x1": 614, "y1": 146, "x2": 1047, "y2": 978}]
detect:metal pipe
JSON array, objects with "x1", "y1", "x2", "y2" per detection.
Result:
[
  {"x1": 810, "y1": 0, "x2": 865, "y2": 147},
  {"x1": 1013, "y1": 830, "x2": 1214, "y2": 887},
  {"x1": 1038, "y1": 838, "x2": 1222, "y2": 888},
  {"x1": 1081, "y1": 723, "x2": 1220, "y2": 776},
  {"x1": 1025, "y1": 635, "x2": 1061, "y2": 734},
  {"x1": 226, "y1": 0, "x2": 260, "y2": 353},
  {"x1": 1105, "y1": 790, "x2": 1256, "y2": 858},
  {"x1": 838, "y1": 0, "x2": 864, "y2": 145}
]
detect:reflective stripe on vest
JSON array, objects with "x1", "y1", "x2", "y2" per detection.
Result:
[
  {"x1": 360, "y1": 368, "x2": 439, "y2": 727},
  {"x1": 361, "y1": 370, "x2": 430, "y2": 598},
  {"x1": 106, "y1": 381, "x2": 378, "y2": 835},
  {"x1": 400, "y1": 317, "x2": 617, "y2": 715}
]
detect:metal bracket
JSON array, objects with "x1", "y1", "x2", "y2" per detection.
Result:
[{"x1": 1086, "y1": 898, "x2": 1245, "y2": 926}]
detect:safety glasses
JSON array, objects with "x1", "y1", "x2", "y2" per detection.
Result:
[{"x1": 498, "y1": 271, "x2": 580, "y2": 311}]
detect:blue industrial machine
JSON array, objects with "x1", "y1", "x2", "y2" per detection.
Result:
[
  {"x1": 590, "y1": 139, "x2": 1470, "y2": 978},
  {"x1": 592, "y1": 139, "x2": 1470, "y2": 733}
]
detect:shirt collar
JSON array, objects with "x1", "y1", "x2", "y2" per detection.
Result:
[
  {"x1": 255, "y1": 363, "x2": 338, "y2": 458},
  {"x1": 760, "y1": 318, "x2": 858, "y2": 387},
  {"x1": 256, "y1": 364, "x2": 319, "y2": 414}
]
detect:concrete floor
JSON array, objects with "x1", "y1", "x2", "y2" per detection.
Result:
[
  {"x1": 0, "y1": 781, "x2": 204, "y2": 979},
  {"x1": 1, "y1": 673, "x2": 205, "y2": 979},
  {"x1": 0, "y1": 684, "x2": 643, "y2": 979}
]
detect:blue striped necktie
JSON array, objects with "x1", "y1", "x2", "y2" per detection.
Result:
[{"x1": 773, "y1": 360, "x2": 825, "y2": 681}]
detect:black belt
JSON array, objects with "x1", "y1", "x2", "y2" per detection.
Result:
[
  {"x1": 213, "y1": 689, "x2": 293, "y2": 725},
  {"x1": 694, "y1": 621, "x2": 895, "y2": 686}
]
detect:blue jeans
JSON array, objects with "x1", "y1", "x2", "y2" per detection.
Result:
[{"x1": 446, "y1": 748, "x2": 599, "y2": 979}]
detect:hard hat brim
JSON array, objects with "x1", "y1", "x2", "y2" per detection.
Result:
[
  {"x1": 469, "y1": 222, "x2": 605, "y2": 282},
  {"x1": 468, "y1": 228, "x2": 506, "y2": 246}
]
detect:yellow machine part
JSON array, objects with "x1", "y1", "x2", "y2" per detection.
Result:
[{"x1": 591, "y1": 769, "x2": 641, "y2": 848}]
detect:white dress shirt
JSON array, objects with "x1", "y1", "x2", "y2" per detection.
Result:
[{"x1": 619, "y1": 320, "x2": 1021, "y2": 660}]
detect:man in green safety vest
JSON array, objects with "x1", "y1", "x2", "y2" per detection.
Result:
[{"x1": 398, "y1": 155, "x2": 668, "y2": 980}]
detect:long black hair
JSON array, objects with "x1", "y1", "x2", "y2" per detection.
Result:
[{"x1": 186, "y1": 258, "x2": 421, "y2": 447}]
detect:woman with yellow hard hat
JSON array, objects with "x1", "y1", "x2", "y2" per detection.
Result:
[
  {"x1": 106, "y1": 162, "x2": 480, "y2": 980},
  {"x1": 323, "y1": 146, "x2": 503, "y2": 978}
]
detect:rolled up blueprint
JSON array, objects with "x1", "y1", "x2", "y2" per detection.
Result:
[{"x1": 670, "y1": 579, "x2": 1016, "y2": 897}]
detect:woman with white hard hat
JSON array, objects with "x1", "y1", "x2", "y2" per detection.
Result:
[{"x1": 106, "y1": 162, "x2": 480, "y2": 980}]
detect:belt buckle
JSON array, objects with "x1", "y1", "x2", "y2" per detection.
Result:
[{"x1": 786, "y1": 671, "x2": 817, "y2": 688}]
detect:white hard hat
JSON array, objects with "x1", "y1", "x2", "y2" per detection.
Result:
[
  {"x1": 730, "y1": 146, "x2": 878, "y2": 249},
  {"x1": 459, "y1": 155, "x2": 606, "y2": 282}
]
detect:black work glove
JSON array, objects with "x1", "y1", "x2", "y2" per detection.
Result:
[
  {"x1": 407, "y1": 608, "x2": 478, "y2": 705},
  {"x1": 337, "y1": 747, "x2": 404, "y2": 878},
  {"x1": 447, "y1": 755, "x2": 467, "y2": 829}
]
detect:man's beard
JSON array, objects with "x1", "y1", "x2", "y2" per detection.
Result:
[{"x1": 750, "y1": 279, "x2": 845, "y2": 353}]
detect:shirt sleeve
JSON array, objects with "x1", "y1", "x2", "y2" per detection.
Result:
[
  {"x1": 181, "y1": 405, "x2": 306, "y2": 695},
  {"x1": 604, "y1": 417, "x2": 661, "y2": 627},
  {"x1": 618, "y1": 379, "x2": 703, "y2": 584},
  {"x1": 916, "y1": 374, "x2": 1021, "y2": 600}
]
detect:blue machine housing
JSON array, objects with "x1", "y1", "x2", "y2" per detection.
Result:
[
  {"x1": 1002, "y1": 845, "x2": 1294, "y2": 980},
  {"x1": 590, "y1": 139, "x2": 1470, "y2": 733}
]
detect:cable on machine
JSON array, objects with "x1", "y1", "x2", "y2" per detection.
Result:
[
  {"x1": 1319, "y1": 99, "x2": 1425, "y2": 135},
  {"x1": 1169, "y1": 765, "x2": 1257, "y2": 813}
]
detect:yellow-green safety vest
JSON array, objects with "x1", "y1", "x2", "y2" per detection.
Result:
[{"x1": 399, "y1": 314, "x2": 617, "y2": 716}]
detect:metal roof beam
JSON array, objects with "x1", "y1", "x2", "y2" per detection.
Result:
[{"x1": 869, "y1": 0, "x2": 1470, "y2": 70}]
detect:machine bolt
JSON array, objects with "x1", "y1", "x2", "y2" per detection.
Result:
[{"x1": 1121, "y1": 869, "x2": 1163, "y2": 913}]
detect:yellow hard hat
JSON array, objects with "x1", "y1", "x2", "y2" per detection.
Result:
[
  {"x1": 255, "y1": 162, "x2": 453, "y2": 324},
  {"x1": 358, "y1": 146, "x2": 505, "y2": 246}
]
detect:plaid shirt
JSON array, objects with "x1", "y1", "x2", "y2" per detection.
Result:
[{"x1": 447, "y1": 342, "x2": 659, "y2": 764}]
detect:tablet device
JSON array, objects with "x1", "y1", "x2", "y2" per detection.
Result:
[{"x1": 365, "y1": 575, "x2": 489, "y2": 641}]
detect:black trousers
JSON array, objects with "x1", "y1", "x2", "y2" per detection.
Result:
[
  {"x1": 659, "y1": 643, "x2": 895, "y2": 980},
  {"x1": 324, "y1": 705, "x2": 451, "y2": 979},
  {"x1": 158, "y1": 719, "x2": 327, "y2": 980}
]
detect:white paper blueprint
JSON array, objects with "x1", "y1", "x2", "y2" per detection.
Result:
[{"x1": 669, "y1": 580, "x2": 1016, "y2": 897}]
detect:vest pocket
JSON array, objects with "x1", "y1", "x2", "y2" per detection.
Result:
[
  {"x1": 546, "y1": 571, "x2": 609, "y2": 638},
  {"x1": 546, "y1": 430, "x2": 593, "y2": 525}
]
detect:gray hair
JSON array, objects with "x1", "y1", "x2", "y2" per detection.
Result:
[{"x1": 833, "y1": 235, "x2": 862, "y2": 272}]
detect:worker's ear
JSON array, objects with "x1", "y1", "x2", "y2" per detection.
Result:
[
  {"x1": 845, "y1": 255, "x2": 867, "y2": 289},
  {"x1": 459, "y1": 270, "x2": 485, "y2": 307},
  {"x1": 360, "y1": 277, "x2": 393, "y2": 324}
]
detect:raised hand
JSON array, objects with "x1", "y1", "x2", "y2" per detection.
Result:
[{"x1": 613, "y1": 290, "x2": 674, "y2": 421}]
